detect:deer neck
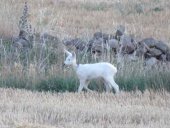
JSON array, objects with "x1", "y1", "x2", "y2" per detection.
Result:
[{"x1": 72, "y1": 60, "x2": 78, "y2": 71}]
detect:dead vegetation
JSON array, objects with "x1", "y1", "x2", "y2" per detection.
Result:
[
  {"x1": 1, "y1": 0, "x2": 170, "y2": 40},
  {"x1": 0, "y1": 1, "x2": 170, "y2": 127},
  {"x1": 0, "y1": 88, "x2": 170, "y2": 128}
]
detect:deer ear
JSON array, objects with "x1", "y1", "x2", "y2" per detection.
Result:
[
  {"x1": 72, "y1": 52, "x2": 76, "y2": 58},
  {"x1": 64, "y1": 49, "x2": 72, "y2": 56}
]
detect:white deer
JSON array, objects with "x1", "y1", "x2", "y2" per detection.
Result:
[{"x1": 64, "y1": 50, "x2": 119, "y2": 93}]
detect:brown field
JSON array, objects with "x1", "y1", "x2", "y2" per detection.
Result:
[
  {"x1": 1, "y1": 0, "x2": 170, "y2": 128},
  {"x1": 1, "y1": 0, "x2": 170, "y2": 43},
  {"x1": 0, "y1": 88, "x2": 169, "y2": 128}
]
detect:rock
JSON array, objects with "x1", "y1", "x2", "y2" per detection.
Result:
[
  {"x1": 91, "y1": 45, "x2": 103, "y2": 55},
  {"x1": 102, "y1": 33, "x2": 109, "y2": 43},
  {"x1": 145, "y1": 52, "x2": 152, "y2": 58},
  {"x1": 93, "y1": 32, "x2": 103, "y2": 39},
  {"x1": 155, "y1": 41, "x2": 169, "y2": 53},
  {"x1": 166, "y1": 50, "x2": 170, "y2": 61},
  {"x1": 108, "y1": 34, "x2": 115, "y2": 40},
  {"x1": 108, "y1": 39, "x2": 119, "y2": 54},
  {"x1": 72, "y1": 38, "x2": 86, "y2": 51},
  {"x1": 145, "y1": 57, "x2": 159, "y2": 67},
  {"x1": 91, "y1": 38, "x2": 107, "y2": 55},
  {"x1": 63, "y1": 39, "x2": 74, "y2": 46},
  {"x1": 108, "y1": 39, "x2": 119, "y2": 49},
  {"x1": 93, "y1": 38, "x2": 104, "y2": 45},
  {"x1": 41, "y1": 33, "x2": 60, "y2": 43},
  {"x1": 159, "y1": 54, "x2": 167, "y2": 61},
  {"x1": 121, "y1": 45, "x2": 135, "y2": 54},
  {"x1": 149, "y1": 48, "x2": 162, "y2": 57},
  {"x1": 135, "y1": 48, "x2": 146, "y2": 57},
  {"x1": 87, "y1": 39, "x2": 94, "y2": 51},
  {"x1": 13, "y1": 37, "x2": 31, "y2": 49},
  {"x1": 120, "y1": 35, "x2": 136, "y2": 54},
  {"x1": 19, "y1": 30, "x2": 30, "y2": 41},
  {"x1": 135, "y1": 39, "x2": 153, "y2": 58},
  {"x1": 13, "y1": 30, "x2": 34, "y2": 49},
  {"x1": 63, "y1": 38, "x2": 86, "y2": 51},
  {"x1": 93, "y1": 32, "x2": 114, "y2": 43},
  {"x1": 140, "y1": 38, "x2": 158, "y2": 48},
  {"x1": 115, "y1": 25, "x2": 125, "y2": 40}
]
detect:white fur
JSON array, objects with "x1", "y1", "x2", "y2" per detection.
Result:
[{"x1": 64, "y1": 50, "x2": 119, "y2": 93}]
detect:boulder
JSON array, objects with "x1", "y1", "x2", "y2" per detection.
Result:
[
  {"x1": 145, "y1": 57, "x2": 159, "y2": 67},
  {"x1": 13, "y1": 30, "x2": 34, "y2": 49},
  {"x1": 115, "y1": 25, "x2": 125, "y2": 40},
  {"x1": 120, "y1": 35, "x2": 136, "y2": 54},
  {"x1": 155, "y1": 41, "x2": 169, "y2": 53},
  {"x1": 166, "y1": 50, "x2": 170, "y2": 61},
  {"x1": 159, "y1": 54, "x2": 167, "y2": 61},
  {"x1": 19, "y1": 30, "x2": 30, "y2": 41},
  {"x1": 135, "y1": 39, "x2": 153, "y2": 58},
  {"x1": 102, "y1": 33, "x2": 109, "y2": 43},
  {"x1": 108, "y1": 39, "x2": 119, "y2": 54},
  {"x1": 91, "y1": 38, "x2": 107, "y2": 55},
  {"x1": 87, "y1": 39, "x2": 94, "y2": 51},
  {"x1": 139, "y1": 38, "x2": 158, "y2": 48},
  {"x1": 108, "y1": 34, "x2": 115, "y2": 40},
  {"x1": 72, "y1": 38, "x2": 86, "y2": 51},
  {"x1": 63, "y1": 39, "x2": 74, "y2": 46},
  {"x1": 93, "y1": 32, "x2": 114, "y2": 43},
  {"x1": 40, "y1": 33, "x2": 60, "y2": 43},
  {"x1": 13, "y1": 37, "x2": 31, "y2": 49},
  {"x1": 135, "y1": 48, "x2": 146, "y2": 57},
  {"x1": 93, "y1": 38, "x2": 104, "y2": 45},
  {"x1": 149, "y1": 48, "x2": 162, "y2": 57},
  {"x1": 145, "y1": 52, "x2": 152, "y2": 58},
  {"x1": 108, "y1": 39, "x2": 119, "y2": 49},
  {"x1": 91, "y1": 45, "x2": 103, "y2": 55},
  {"x1": 63, "y1": 38, "x2": 86, "y2": 51},
  {"x1": 93, "y1": 32, "x2": 103, "y2": 39}
]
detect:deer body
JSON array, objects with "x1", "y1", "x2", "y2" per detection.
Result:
[
  {"x1": 76, "y1": 63, "x2": 116, "y2": 80},
  {"x1": 64, "y1": 50, "x2": 119, "y2": 93}
]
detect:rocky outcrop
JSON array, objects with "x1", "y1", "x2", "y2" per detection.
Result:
[
  {"x1": 119, "y1": 34, "x2": 136, "y2": 54},
  {"x1": 115, "y1": 25, "x2": 125, "y2": 40},
  {"x1": 63, "y1": 38, "x2": 86, "y2": 51},
  {"x1": 13, "y1": 30, "x2": 33, "y2": 49},
  {"x1": 62, "y1": 25, "x2": 170, "y2": 67}
]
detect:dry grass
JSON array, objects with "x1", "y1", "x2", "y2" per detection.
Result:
[
  {"x1": 0, "y1": 88, "x2": 170, "y2": 128},
  {"x1": 0, "y1": 1, "x2": 170, "y2": 127},
  {"x1": 1, "y1": 0, "x2": 170, "y2": 43}
]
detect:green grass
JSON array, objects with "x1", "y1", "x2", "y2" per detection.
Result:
[{"x1": 0, "y1": 40, "x2": 169, "y2": 93}]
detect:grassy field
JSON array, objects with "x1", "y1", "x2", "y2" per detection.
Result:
[
  {"x1": 0, "y1": 88, "x2": 170, "y2": 128},
  {"x1": 1, "y1": 0, "x2": 170, "y2": 41},
  {"x1": 0, "y1": 0, "x2": 169, "y2": 92},
  {"x1": 0, "y1": 0, "x2": 170, "y2": 127}
]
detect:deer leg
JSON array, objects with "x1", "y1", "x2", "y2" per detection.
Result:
[
  {"x1": 110, "y1": 79, "x2": 119, "y2": 93},
  {"x1": 84, "y1": 80, "x2": 93, "y2": 92},
  {"x1": 104, "y1": 77, "x2": 119, "y2": 93},
  {"x1": 78, "y1": 80, "x2": 85, "y2": 92},
  {"x1": 104, "y1": 81, "x2": 112, "y2": 92},
  {"x1": 104, "y1": 78, "x2": 112, "y2": 93}
]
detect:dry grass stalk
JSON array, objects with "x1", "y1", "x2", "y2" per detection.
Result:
[{"x1": 0, "y1": 88, "x2": 169, "y2": 128}]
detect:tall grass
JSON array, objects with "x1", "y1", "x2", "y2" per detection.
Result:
[
  {"x1": 0, "y1": 0, "x2": 170, "y2": 93},
  {"x1": 0, "y1": 39, "x2": 170, "y2": 93},
  {"x1": 116, "y1": 61, "x2": 170, "y2": 92}
]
